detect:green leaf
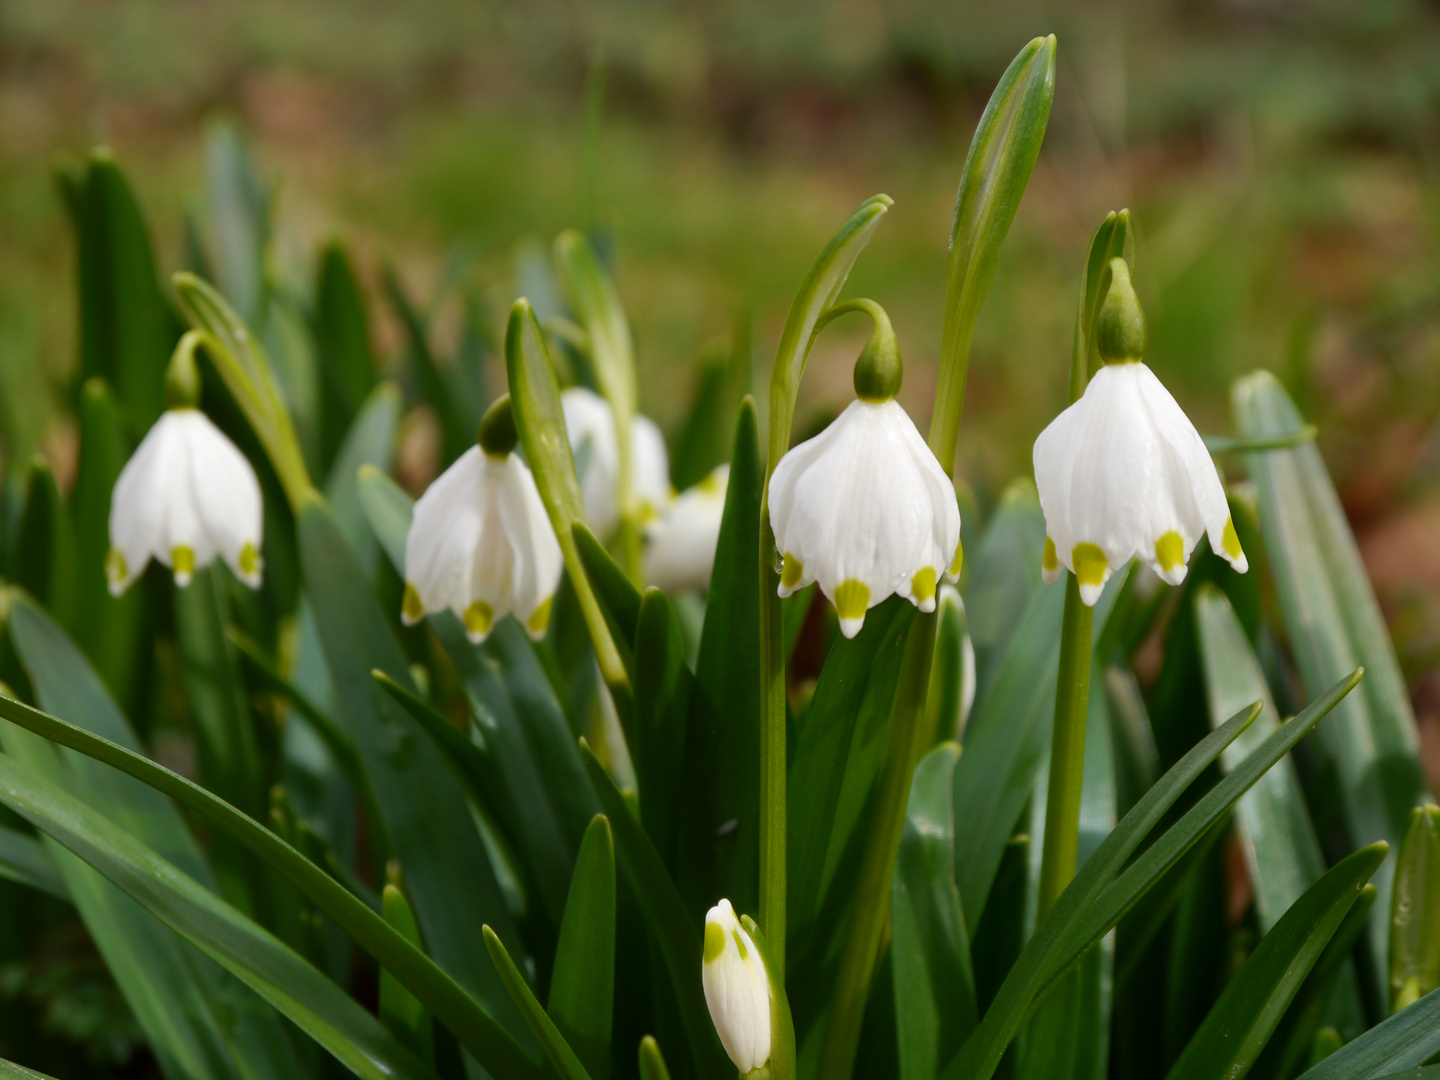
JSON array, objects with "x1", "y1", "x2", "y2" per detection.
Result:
[
  {"x1": 0, "y1": 1055, "x2": 60, "y2": 1078},
  {"x1": 787, "y1": 597, "x2": 916, "y2": 968},
  {"x1": 638, "y1": 1036, "x2": 672, "y2": 1080},
  {"x1": 0, "y1": 747, "x2": 437, "y2": 1080},
  {"x1": 484, "y1": 926, "x2": 593, "y2": 1080},
  {"x1": 930, "y1": 35, "x2": 1056, "y2": 467},
  {"x1": 297, "y1": 499, "x2": 532, "y2": 1052},
  {"x1": 313, "y1": 240, "x2": 378, "y2": 467},
  {"x1": 173, "y1": 566, "x2": 266, "y2": 913},
  {"x1": 203, "y1": 122, "x2": 269, "y2": 328},
  {"x1": 1390, "y1": 805, "x2": 1440, "y2": 1012},
  {"x1": 962, "y1": 479, "x2": 1045, "y2": 709},
  {"x1": 741, "y1": 913, "x2": 797, "y2": 1080},
  {"x1": 0, "y1": 822, "x2": 67, "y2": 901},
  {"x1": 506, "y1": 298, "x2": 627, "y2": 693},
  {"x1": 892, "y1": 742, "x2": 976, "y2": 1080},
  {"x1": 945, "y1": 668, "x2": 1361, "y2": 1080},
  {"x1": 70, "y1": 149, "x2": 179, "y2": 431},
  {"x1": 69, "y1": 378, "x2": 144, "y2": 709},
  {"x1": 1070, "y1": 209, "x2": 1136, "y2": 399},
  {"x1": 0, "y1": 653, "x2": 540, "y2": 1079},
  {"x1": 380, "y1": 881, "x2": 434, "y2": 1063},
  {"x1": 679, "y1": 398, "x2": 761, "y2": 918},
  {"x1": 951, "y1": 581, "x2": 1062, "y2": 927},
  {"x1": 548, "y1": 815, "x2": 616, "y2": 1080},
  {"x1": 1165, "y1": 842, "x2": 1388, "y2": 1080},
  {"x1": 1251, "y1": 884, "x2": 1377, "y2": 1080},
  {"x1": 925, "y1": 586, "x2": 972, "y2": 744},
  {"x1": 633, "y1": 590, "x2": 690, "y2": 869},
  {"x1": 579, "y1": 742, "x2": 729, "y2": 1080},
  {"x1": 4, "y1": 591, "x2": 302, "y2": 1080},
  {"x1": 575, "y1": 524, "x2": 642, "y2": 663},
  {"x1": 1234, "y1": 370, "x2": 1430, "y2": 997},
  {"x1": 11, "y1": 456, "x2": 77, "y2": 629},
  {"x1": 1195, "y1": 584, "x2": 1328, "y2": 928},
  {"x1": 322, "y1": 381, "x2": 400, "y2": 572},
  {"x1": 1292, "y1": 988, "x2": 1440, "y2": 1078}
]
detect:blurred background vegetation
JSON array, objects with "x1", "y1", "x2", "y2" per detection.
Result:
[{"x1": 1, "y1": 0, "x2": 1439, "y2": 1070}]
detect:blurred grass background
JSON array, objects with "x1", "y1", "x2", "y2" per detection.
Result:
[{"x1": 1, "y1": 0, "x2": 1440, "y2": 1071}]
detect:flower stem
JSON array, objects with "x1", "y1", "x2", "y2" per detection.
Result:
[
  {"x1": 758, "y1": 500, "x2": 786, "y2": 980},
  {"x1": 1036, "y1": 574, "x2": 1094, "y2": 918},
  {"x1": 817, "y1": 611, "x2": 938, "y2": 1079}
]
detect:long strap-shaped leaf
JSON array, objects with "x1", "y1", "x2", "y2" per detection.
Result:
[
  {"x1": 0, "y1": 1055, "x2": 59, "y2": 1079},
  {"x1": 1164, "y1": 842, "x2": 1389, "y2": 1080},
  {"x1": 579, "y1": 741, "x2": 729, "y2": 1080},
  {"x1": 0, "y1": 691, "x2": 539, "y2": 1080},
  {"x1": 0, "y1": 749, "x2": 436, "y2": 1080},
  {"x1": 484, "y1": 926, "x2": 593, "y2": 1080},
  {"x1": 1294, "y1": 986, "x2": 1440, "y2": 1079},
  {"x1": 944, "y1": 667, "x2": 1361, "y2": 1080}
]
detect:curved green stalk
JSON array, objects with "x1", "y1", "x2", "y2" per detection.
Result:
[
  {"x1": 757, "y1": 194, "x2": 893, "y2": 973},
  {"x1": 0, "y1": 690, "x2": 541, "y2": 1080}
]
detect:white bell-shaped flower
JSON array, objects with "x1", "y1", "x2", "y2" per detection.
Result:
[
  {"x1": 703, "y1": 899, "x2": 772, "y2": 1074},
  {"x1": 561, "y1": 386, "x2": 670, "y2": 535},
  {"x1": 1033, "y1": 259, "x2": 1246, "y2": 606},
  {"x1": 768, "y1": 303, "x2": 960, "y2": 639},
  {"x1": 644, "y1": 464, "x2": 728, "y2": 593},
  {"x1": 107, "y1": 407, "x2": 264, "y2": 595},
  {"x1": 402, "y1": 397, "x2": 563, "y2": 643}
]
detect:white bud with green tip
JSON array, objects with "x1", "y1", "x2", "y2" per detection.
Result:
[
  {"x1": 644, "y1": 464, "x2": 729, "y2": 593},
  {"x1": 401, "y1": 395, "x2": 563, "y2": 643},
  {"x1": 767, "y1": 300, "x2": 961, "y2": 638},
  {"x1": 561, "y1": 386, "x2": 671, "y2": 536},
  {"x1": 107, "y1": 334, "x2": 264, "y2": 595},
  {"x1": 1032, "y1": 257, "x2": 1247, "y2": 605},
  {"x1": 703, "y1": 899, "x2": 772, "y2": 1074}
]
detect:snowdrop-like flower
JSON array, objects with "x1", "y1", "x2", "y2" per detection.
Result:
[
  {"x1": 561, "y1": 386, "x2": 670, "y2": 535},
  {"x1": 703, "y1": 899, "x2": 772, "y2": 1074},
  {"x1": 1033, "y1": 258, "x2": 1246, "y2": 606},
  {"x1": 769, "y1": 302, "x2": 960, "y2": 638},
  {"x1": 644, "y1": 465, "x2": 728, "y2": 592},
  {"x1": 402, "y1": 396, "x2": 562, "y2": 643},
  {"x1": 107, "y1": 404, "x2": 264, "y2": 596}
]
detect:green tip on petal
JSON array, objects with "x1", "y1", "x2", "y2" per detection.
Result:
[
  {"x1": 780, "y1": 553, "x2": 804, "y2": 590},
  {"x1": 704, "y1": 920, "x2": 726, "y2": 963},
  {"x1": 525, "y1": 596, "x2": 554, "y2": 638},
  {"x1": 171, "y1": 545, "x2": 196, "y2": 585},
  {"x1": 401, "y1": 583, "x2": 425, "y2": 623},
  {"x1": 948, "y1": 537, "x2": 964, "y2": 581},
  {"x1": 105, "y1": 547, "x2": 128, "y2": 589},
  {"x1": 912, "y1": 567, "x2": 937, "y2": 605},
  {"x1": 1155, "y1": 530, "x2": 1185, "y2": 572},
  {"x1": 1071, "y1": 542, "x2": 1107, "y2": 590},
  {"x1": 731, "y1": 928, "x2": 749, "y2": 960},
  {"x1": 1222, "y1": 517, "x2": 1243, "y2": 561},
  {"x1": 464, "y1": 600, "x2": 494, "y2": 641},
  {"x1": 1096, "y1": 258, "x2": 1147, "y2": 364},
  {"x1": 1042, "y1": 536, "x2": 1059, "y2": 574},
  {"x1": 834, "y1": 580, "x2": 869, "y2": 621},
  {"x1": 238, "y1": 541, "x2": 262, "y2": 580}
]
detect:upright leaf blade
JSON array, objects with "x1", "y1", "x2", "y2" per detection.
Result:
[
  {"x1": 0, "y1": 749, "x2": 437, "y2": 1080},
  {"x1": 1234, "y1": 370, "x2": 1431, "y2": 999},
  {"x1": 313, "y1": 240, "x2": 377, "y2": 467},
  {"x1": 548, "y1": 815, "x2": 616, "y2": 1080},
  {"x1": 892, "y1": 742, "x2": 976, "y2": 1080},
  {"x1": 1165, "y1": 843, "x2": 1388, "y2": 1080},
  {"x1": 1389, "y1": 806, "x2": 1440, "y2": 1012}
]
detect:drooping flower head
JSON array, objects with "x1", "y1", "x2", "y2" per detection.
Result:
[
  {"x1": 702, "y1": 899, "x2": 772, "y2": 1074},
  {"x1": 107, "y1": 342, "x2": 263, "y2": 595},
  {"x1": 768, "y1": 301, "x2": 961, "y2": 638},
  {"x1": 644, "y1": 464, "x2": 728, "y2": 593},
  {"x1": 402, "y1": 396, "x2": 563, "y2": 643},
  {"x1": 560, "y1": 386, "x2": 670, "y2": 536},
  {"x1": 1033, "y1": 258, "x2": 1246, "y2": 605}
]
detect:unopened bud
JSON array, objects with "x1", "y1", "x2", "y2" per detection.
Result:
[{"x1": 702, "y1": 899, "x2": 771, "y2": 1073}]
